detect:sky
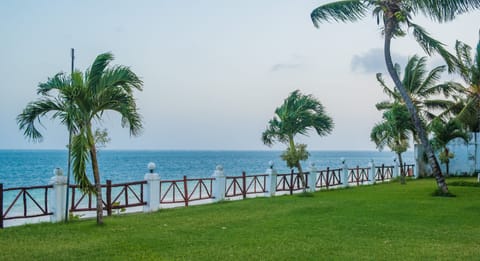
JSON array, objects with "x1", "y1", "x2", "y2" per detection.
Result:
[{"x1": 1, "y1": 0, "x2": 479, "y2": 151}]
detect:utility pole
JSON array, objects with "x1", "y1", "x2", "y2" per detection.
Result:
[{"x1": 65, "y1": 48, "x2": 74, "y2": 222}]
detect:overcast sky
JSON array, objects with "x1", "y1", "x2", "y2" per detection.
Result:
[{"x1": 1, "y1": 0, "x2": 478, "y2": 151}]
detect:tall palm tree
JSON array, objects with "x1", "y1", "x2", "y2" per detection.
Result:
[
  {"x1": 430, "y1": 118, "x2": 469, "y2": 176},
  {"x1": 311, "y1": 0, "x2": 480, "y2": 193},
  {"x1": 262, "y1": 90, "x2": 333, "y2": 190},
  {"x1": 376, "y1": 55, "x2": 462, "y2": 128},
  {"x1": 17, "y1": 52, "x2": 143, "y2": 225},
  {"x1": 371, "y1": 103, "x2": 413, "y2": 184}
]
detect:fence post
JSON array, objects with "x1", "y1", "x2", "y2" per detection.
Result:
[
  {"x1": 1, "y1": 183, "x2": 3, "y2": 228},
  {"x1": 106, "y1": 180, "x2": 112, "y2": 216},
  {"x1": 412, "y1": 164, "x2": 418, "y2": 179},
  {"x1": 341, "y1": 158, "x2": 349, "y2": 188},
  {"x1": 241, "y1": 171, "x2": 247, "y2": 199},
  {"x1": 369, "y1": 159, "x2": 376, "y2": 185},
  {"x1": 289, "y1": 169, "x2": 294, "y2": 195},
  {"x1": 49, "y1": 168, "x2": 68, "y2": 223},
  {"x1": 183, "y1": 176, "x2": 189, "y2": 207},
  {"x1": 265, "y1": 161, "x2": 277, "y2": 197},
  {"x1": 308, "y1": 163, "x2": 317, "y2": 193},
  {"x1": 144, "y1": 162, "x2": 160, "y2": 213},
  {"x1": 212, "y1": 165, "x2": 226, "y2": 202},
  {"x1": 393, "y1": 158, "x2": 399, "y2": 179}
]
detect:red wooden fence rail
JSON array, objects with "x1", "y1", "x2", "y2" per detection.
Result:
[
  {"x1": 348, "y1": 166, "x2": 369, "y2": 185},
  {"x1": 225, "y1": 172, "x2": 267, "y2": 198},
  {"x1": 1, "y1": 184, "x2": 53, "y2": 228},
  {"x1": 160, "y1": 177, "x2": 214, "y2": 206}
]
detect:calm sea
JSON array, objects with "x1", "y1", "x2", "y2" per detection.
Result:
[{"x1": 0, "y1": 150, "x2": 413, "y2": 188}]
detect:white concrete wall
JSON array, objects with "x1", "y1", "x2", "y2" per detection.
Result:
[
  {"x1": 445, "y1": 132, "x2": 479, "y2": 175},
  {"x1": 417, "y1": 132, "x2": 480, "y2": 176}
]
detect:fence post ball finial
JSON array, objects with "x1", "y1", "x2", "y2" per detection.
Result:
[
  {"x1": 340, "y1": 157, "x2": 345, "y2": 164},
  {"x1": 54, "y1": 167, "x2": 63, "y2": 176},
  {"x1": 148, "y1": 162, "x2": 156, "y2": 173},
  {"x1": 268, "y1": 161, "x2": 274, "y2": 169},
  {"x1": 216, "y1": 165, "x2": 224, "y2": 172}
]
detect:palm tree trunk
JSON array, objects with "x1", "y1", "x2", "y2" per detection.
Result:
[
  {"x1": 444, "y1": 147, "x2": 450, "y2": 176},
  {"x1": 87, "y1": 126, "x2": 104, "y2": 225},
  {"x1": 397, "y1": 152, "x2": 405, "y2": 184},
  {"x1": 288, "y1": 138, "x2": 307, "y2": 192},
  {"x1": 384, "y1": 21, "x2": 448, "y2": 193}
]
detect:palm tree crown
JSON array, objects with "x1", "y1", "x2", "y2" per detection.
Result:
[
  {"x1": 376, "y1": 55, "x2": 462, "y2": 126},
  {"x1": 453, "y1": 33, "x2": 480, "y2": 131},
  {"x1": 262, "y1": 90, "x2": 333, "y2": 146}
]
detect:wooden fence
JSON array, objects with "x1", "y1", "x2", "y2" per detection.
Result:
[{"x1": 1, "y1": 163, "x2": 414, "y2": 228}]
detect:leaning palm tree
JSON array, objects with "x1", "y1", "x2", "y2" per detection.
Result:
[
  {"x1": 262, "y1": 90, "x2": 333, "y2": 190},
  {"x1": 430, "y1": 118, "x2": 469, "y2": 176},
  {"x1": 376, "y1": 55, "x2": 462, "y2": 128},
  {"x1": 371, "y1": 103, "x2": 413, "y2": 184},
  {"x1": 18, "y1": 52, "x2": 143, "y2": 225},
  {"x1": 311, "y1": 0, "x2": 480, "y2": 193}
]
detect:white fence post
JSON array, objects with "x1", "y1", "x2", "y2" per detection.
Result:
[
  {"x1": 144, "y1": 162, "x2": 160, "y2": 213},
  {"x1": 341, "y1": 158, "x2": 349, "y2": 188},
  {"x1": 265, "y1": 161, "x2": 277, "y2": 197},
  {"x1": 369, "y1": 159, "x2": 376, "y2": 185},
  {"x1": 308, "y1": 163, "x2": 317, "y2": 193},
  {"x1": 49, "y1": 168, "x2": 67, "y2": 223},
  {"x1": 393, "y1": 158, "x2": 399, "y2": 179},
  {"x1": 212, "y1": 165, "x2": 226, "y2": 202}
]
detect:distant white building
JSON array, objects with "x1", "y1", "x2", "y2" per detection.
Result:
[{"x1": 415, "y1": 132, "x2": 480, "y2": 176}]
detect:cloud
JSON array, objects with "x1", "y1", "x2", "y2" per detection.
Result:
[
  {"x1": 270, "y1": 55, "x2": 307, "y2": 72},
  {"x1": 270, "y1": 63, "x2": 303, "y2": 72},
  {"x1": 351, "y1": 48, "x2": 407, "y2": 74}
]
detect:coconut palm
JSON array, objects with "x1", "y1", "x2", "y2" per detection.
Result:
[
  {"x1": 262, "y1": 90, "x2": 333, "y2": 190},
  {"x1": 17, "y1": 52, "x2": 143, "y2": 225},
  {"x1": 311, "y1": 0, "x2": 480, "y2": 193},
  {"x1": 371, "y1": 103, "x2": 413, "y2": 184},
  {"x1": 376, "y1": 55, "x2": 462, "y2": 128},
  {"x1": 452, "y1": 33, "x2": 480, "y2": 127},
  {"x1": 430, "y1": 118, "x2": 469, "y2": 175}
]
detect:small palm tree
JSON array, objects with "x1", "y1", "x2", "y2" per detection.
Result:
[
  {"x1": 311, "y1": 0, "x2": 480, "y2": 193},
  {"x1": 371, "y1": 104, "x2": 413, "y2": 184},
  {"x1": 262, "y1": 90, "x2": 333, "y2": 190},
  {"x1": 430, "y1": 118, "x2": 469, "y2": 176},
  {"x1": 376, "y1": 55, "x2": 462, "y2": 128},
  {"x1": 18, "y1": 52, "x2": 143, "y2": 225}
]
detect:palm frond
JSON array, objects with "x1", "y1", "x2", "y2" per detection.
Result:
[
  {"x1": 311, "y1": 0, "x2": 368, "y2": 27},
  {"x1": 410, "y1": 23, "x2": 456, "y2": 72},
  {"x1": 16, "y1": 98, "x2": 68, "y2": 142},
  {"x1": 87, "y1": 52, "x2": 114, "y2": 93},
  {"x1": 37, "y1": 73, "x2": 70, "y2": 96},
  {"x1": 413, "y1": 0, "x2": 480, "y2": 23},
  {"x1": 376, "y1": 73, "x2": 397, "y2": 99},
  {"x1": 71, "y1": 131, "x2": 95, "y2": 194}
]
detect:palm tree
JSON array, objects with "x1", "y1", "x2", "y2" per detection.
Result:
[
  {"x1": 430, "y1": 118, "x2": 469, "y2": 176},
  {"x1": 376, "y1": 55, "x2": 462, "y2": 128},
  {"x1": 371, "y1": 103, "x2": 413, "y2": 184},
  {"x1": 17, "y1": 52, "x2": 143, "y2": 225},
  {"x1": 262, "y1": 90, "x2": 333, "y2": 190},
  {"x1": 311, "y1": 0, "x2": 480, "y2": 193}
]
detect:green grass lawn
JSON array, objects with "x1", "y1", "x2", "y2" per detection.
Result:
[{"x1": 1, "y1": 178, "x2": 479, "y2": 260}]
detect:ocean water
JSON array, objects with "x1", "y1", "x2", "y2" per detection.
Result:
[{"x1": 0, "y1": 150, "x2": 413, "y2": 188}]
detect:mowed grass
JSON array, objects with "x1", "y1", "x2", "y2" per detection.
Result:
[{"x1": 1, "y1": 178, "x2": 479, "y2": 260}]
